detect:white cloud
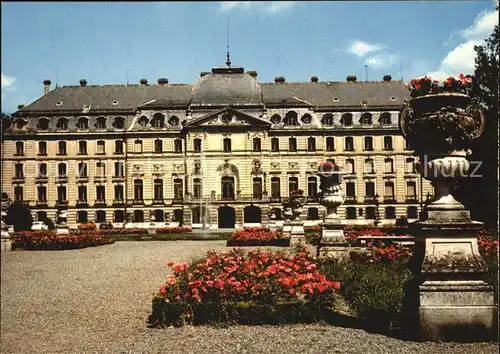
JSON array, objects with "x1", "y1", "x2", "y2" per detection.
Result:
[
  {"x1": 427, "y1": 6, "x2": 498, "y2": 79},
  {"x1": 347, "y1": 40, "x2": 385, "y2": 57},
  {"x1": 1, "y1": 73, "x2": 17, "y2": 89},
  {"x1": 365, "y1": 54, "x2": 400, "y2": 69},
  {"x1": 218, "y1": 1, "x2": 295, "y2": 14}
]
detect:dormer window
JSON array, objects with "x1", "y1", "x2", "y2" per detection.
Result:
[
  {"x1": 168, "y1": 116, "x2": 179, "y2": 126},
  {"x1": 360, "y1": 112, "x2": 372, "y2": 125},
  {"x1": 56, "y1": 117, "x2": 68, "y2": 130},
  {"x1": 380, "y1": 112, "x2": 391, "y2": 125},
  {"x1": 113, "y1": 117, "x2": 125, "y2": 129},
  {"x1": 37, "y1": 118, "x2": 49, "y2": 130},
  {"x1": 301, "y1": 114, "x2": 312, "y2": 124},
  {"x1": 77, "y1": 117, "x2": 89, "y2": 130},
  {"x1": 321, "y1": 114, "x2": 334, "y2": 126},
  {"x1": 221, "y1": 113, "x2": 232, "y2": 123},
  {"x1": 138, "y1": 116, "x2": 149, "y2": 126},
  {"x1": 341, "y1": 113, "x2": 353, "y2": 127},
  {"x1": 151, "y1": 113, "x2": 165, "y2": 128},
  {"x1": 270, "y1": 114, "x2": 281, "y2": 124},
  {"x1": 95, "y1": 117, "x2": 107, "y2": 130},
  {"x1": 284, "y1": 111, "x2": 299, "y2": 126}
]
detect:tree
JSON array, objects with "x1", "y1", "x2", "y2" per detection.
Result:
[
  {"x1": 457, "y1": 20, "x2": 499, "y2": 229},
  {"x1": 6, "y1": 202, "x2": 33, "y2": 231},
  {"x1": 1, "y1": 111, "x2": 12, "y2": 136}
]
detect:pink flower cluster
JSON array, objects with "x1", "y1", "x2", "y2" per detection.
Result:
[{"x1": 231, "y1": 227, "x2": 284, "y2": 242}]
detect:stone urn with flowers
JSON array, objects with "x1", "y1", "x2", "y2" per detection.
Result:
[
  {"x1": 400, "y1": 74, "x2": 495, "y2": 341},
  {"x1": 282, "y1": 189, "x2": 307, "y2": 245},
  {"x1": 288, "y1": 189, "x2": 306, "y2": 220}
]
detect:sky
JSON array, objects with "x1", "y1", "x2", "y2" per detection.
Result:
[{"x1": 1, "y1": 1, "x2": 498, "y2": 113}]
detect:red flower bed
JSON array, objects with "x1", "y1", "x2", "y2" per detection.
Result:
[
  {"x1": 343, "y1": 227, "x2": 411, "y2": 245},
  {"x1": 227, "y1": 227, "x2": 286, "y2": 246},
  {"x1": 12, "y1": 231, "x2": 114, "y2": 250},
  {"x1": 304, "y1": 225, "x2": 321, "y2": 232},
  {"x1": 150, "y1": 248, "x2": 340, "y2": 326},
  {"x1": 71, "y1": 228, "x2": 149, "y2": 235},
  {"x1": 478, "y1": 234, "x2": 499, "y2": 259},
  {"x1": 155, "y1": 227, "x2": 192, "y2": 234}
]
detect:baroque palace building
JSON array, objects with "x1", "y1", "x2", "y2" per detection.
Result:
[{"x1": 1, "y1": 61, "x2": 432, "y2": 229}]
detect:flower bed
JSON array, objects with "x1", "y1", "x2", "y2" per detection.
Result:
[
  {"x1": 226, "y1": 227, "x2": 288, "y2": 247},
  {"x1": 149, "y1": 248, "x2": 341, "y2": 327},
  {"x1": 11, "y1": 231, "x2": 114, "y2": 250},
  {"x1": 155, "y1": 227, "x2": 192, "y2": 234},
  {"x1": 344, "y1": 226, "x2": 411, "y2": 245},
  {"x1": 71, "y1": 228, "x2": 149, "y2": 236}
]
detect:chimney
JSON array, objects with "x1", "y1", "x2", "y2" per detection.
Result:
[
  {"x1": 157, "y1": 78, "x2": 169, "y2": 85},
  {"x1": 17, "y1": 104, "x2": 25, "y2": 110},
  {"x1": 383, "y1": 75, "x2": 392, "y2": 82},
  {"x1": 274, "y1": 76, "x2": 285, "y2": 84},
  {"x1": 200, "y1": 72, "x2": 210, "y2": 77},
  {"x1": 247, "y1": 71, "x2": 258, "y2": 78},
  {"x1": 311, "y1": 76, "x2": 318, "y2": 83},
  {"x1": 346, "y1": 75, "x2": 357, "y2": 82},
  {"x1": 43, "y1": 80, "x2": 51, "y2": 95},
  {"x1": 79, "y1": 79, "x2": 87, "y2": 87},
  {"x1": 140, "y1": 78, "x2": 148, "y2": 85}
]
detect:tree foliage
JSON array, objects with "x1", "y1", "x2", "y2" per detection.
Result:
[{"x1": 6, "y1": 202, "x2": 33, "y2": 232}]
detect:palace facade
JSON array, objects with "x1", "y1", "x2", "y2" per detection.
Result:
[{"x1": 1, "y1": 62, "x2": 432, "y2": 229}]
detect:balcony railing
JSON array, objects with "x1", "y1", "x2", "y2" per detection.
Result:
[
  {"x1": 12, "y1": 176, "x2": 25, "y2": 183},
  {"x1": 36, "y1": 200, "x2": 48, "y2": 207},
  {"x1": 56, "y1": 200, "x2": 69, "y2": 207},
  {"x1": 345, "y1": 195, "x2": 357, "y2": 203},
  {"x1": 383, "y1": 196, "x2": 396, "y2": 203},
  {"x1": 35, "y1": 176, "x2": 49, "y2": 183},
  {"x1": 112, "y1": 175, "x2": 125, "y2": 182},
  {"x1": 76, "y1": 199, "x2": 88, "y2": 206},
  {"x1": 94, "y1": 199, "x2": 107, "y2": 206},
  {"x1": 56, "y1": 176, "x2": 68, "y2": 183},
  {"x1": 406, "y1": 196, "x2": 418, "y2": 203},
  {"x1": 113, "y1": 199, "x2": 125, "y2": 206},
  {"x1": 152, "y1": 198, "x2": 165, "y2": 205}
]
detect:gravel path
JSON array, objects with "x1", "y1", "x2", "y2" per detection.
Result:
[{"x1": 1, "y1": 241, "x2": 497, "y2": 354}]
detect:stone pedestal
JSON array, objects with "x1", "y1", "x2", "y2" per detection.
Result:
[
  {"x1": 317, "y1": 223, "x2": 349, "y2": 260},
  {"x1": 289, "y1": 220, "x2": 306, "y2": 246},
  {"x1": 56, "y1": 209, "x2": 69, "y2": 235},
  {"x1": 1, "y1": 198, "x2": 12, "y2": 252}
]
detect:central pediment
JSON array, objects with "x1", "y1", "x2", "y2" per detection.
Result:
[{"x1": 184, "y1": 107, "x2": 271, "y2": 128}]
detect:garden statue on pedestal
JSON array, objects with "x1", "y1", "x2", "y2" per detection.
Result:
[
  {"x1": 283, "y1": 189, "x2": 307, "y2": 245},
  {"x1": 56, "y1": 208, "x2": 69, "y2": 235},
  {"x1": 1, "y1": 193, "x2": 12, "y2": 252},
  {"x1": 400, "y1": 74, "x2": 496, "y2": 341},
  {"x1": 316, "y1": 161, "x2": 348, "y2": 259}
]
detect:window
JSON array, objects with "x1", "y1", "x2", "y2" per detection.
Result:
[
  {"x1": 114, "y1": 210, "x2": 124, "y2": 222},
  {"x1": 284, "y1": 111, "x2": 299, "y2": 126},
  {"x1": 77, "y1": 117, "x2": 89, "y2": 130},
  {"x1": 96, "y1": 140, "x2": 105, "y2": 154},
  {"x1": 138, "y1": 116, "x2": 148, "y2": 126},
  {"x1": 341, "y1": 113, "x2": 353, "y2": 127},
  {"x1": 39, "y1": 163, "x2": 47, "y2": 177},
  {"x1": 346, "y1": 181, "x2": 356, "y2": 198},
  {"x1": 95, "y1": 117, "x2": 107, "y2": 130},
  {"x1": 366, "y1": 207, "x2": 376, "y2": 220},
  {"x1": 37, "y1": 118, "x2": 49, "y2": 130},
  {"x1": 96, "y1": 210, "x2": 106, "y2": 223},
  {"x1": 345, "y1": 159, "x2": 355, "y2": 174},
  {"x1": 154, "y1": 139, "x2": 163, "y2": 154},
  {"x1": 307, "y1": 137, "x2": 316, "y2": 151},
  {"x1": 253, "y1": 138, "x2": 261, "y2": 152},
  {"x1": 113, "y1": 117, "x2": 125, "y2": 129},
  {"x1": 365, "y1": 182, "x2": 375, "y2": 197},
  {"x1": 58, "y1": 163, "x2": 67, "y2": 178},
  {"x1": 38, "y1": 141, "x2": 47, "y2": 155},
  {"x1": 57, "y1": 186, "x2": 67, "y2": 202},
  {"x1": 78, "y1": 186, "x2": 87, "y2": 201},
  {"x1": 384, "y1": 136, "x2": 393, "y2": 150},
  {"x1": 253, "y1": 178, "x2": 263, "y2": 199},
  {"x1": 154, "y1": 209, "x2": 165, "y2": 222},
  {"x1": 15, "y1": 141, "x2": 24, "y2": 155},
  {"x1": 346, "y1": 207, "x2": 357, "y2": 219},
  {"x1": 289, "y1": 137, "x2": 297, "y2": 152},
  {"x1": 194, "y1": 139, "x2": 202, "y2": 152},
  {"x1": 322, "y1": 114, "x2": 334, "y2": 126},
  {"x1": 174, "y1": 178, "x2": 183, "y2": 199},
  {"x1": 380, "y1": 112, "x2": 391, "y2": 125},
  {"x1": 58, "y1": 141, "x2": 67, "y2": 155},
  {"x1": 96, "y1": 186, "x2": 106, "y2": 201},
  {"x1": 134, "y1": 140, "x2": 143, "y2": 153},
  {"x1": 307, "y1": 207, "x2": 319, "y2": 220},
  {"x1": 301, "y1": 114, "x2": 312, "y2": 124},
  {"x1": 407, "y1": 181, "x2": 417, "y2": 200},
  {"x1": 78, "y1": 162, "x2": 88, "y2": 178},
  {"x1": 405, "y1": 139, "x2": 412, "y2": 150},
  {"x1": 96, "y1": 162, "x2": 106, "y2": 177},
  {"x1": 14, "y1": 186, "x2": 23, "y2": 201},
  {"x1": 407, "y1": 206, "x2": 418, "y2": 219},
  {"x1": 289, "y1": 177, "x2": 299, "y2": 193},
  {"x1": 307, "y1": 177, "x2": 318, "y2": 197},
  {"x1": 174, "y1": 139, "x2": 183, "y2": 153},
  {"x1": 344, "y1": 137, "x2": 354, "y2": 151},
  {"x1": 56, "y1": 117, "x2": 68, "y2": 130},
  {"x1": 364, "y1": 136, "x2": 373, "y2": 151},
  {"x1": 193, "y1": 178, "x2": 202, "y2": 199},
  {"x1": 114, "y1": 185, "x2": 124, "y2": 201},
  {"x1": 134, "y1": 180, "x2": 143, "y2": 200},
  {"x1": 360, "y1": 113, "x2": 372, "y2": 125},
  {"x1": 77, "y1": 211, "x2": 88, "y2": 223},
  {"x1": 385, "y1": 207, "x2": 396, "y2": 219},
  {"x1": 168, "y1": 116, "x2": 179, "y2": 126},
  {"x1": 37, "y1": 186, "x2": 47, "y2": 202},
  {"x1": 326, "y1": 137, "x2": 335, "y2": 151},
  {"x1": 15, "y1": 163, "x2": 24, "y2": 178},
  {"x1": 364, "y1": 158, "x2": 374, "y2": 174},
  {"x1": 154, "y1": 179, "x2": 163, "y2": 200},
  {"x1": 115, "y1": 140, "x2": 124, "y2": 154},
  {"x1": 14, "y1": 119, "x2": 27, "y2": 130},
  {"x1": 223, "y1": 138, "x2": 231, "y2": 152},
  {"x1": 79, "y1": 141, "x2": 87, "y2": 155},
  {"x1": 271, "y1": 177, "x2": 281, "y2": 198},
  {"x1": 152, "y1": 113, "x2": 165, "y2": 128},
  {"x1": 134, "y1": 210, "x2": 144, "y2": 223},
  {"x1": 384, "y1": 181, "x2": 395, "y2": 200},
  {"x1": 267, "y1": 138, "x2": 278, "y2": 153},
  {"x1": 114, "y1": 162, "x2": 124, "y2": 177},
  {"x1": 406, "y1": 158, "x2": 416, "y2": 173},
  {"x1": 221, "y1": 177, "x2": 234, "y2": 199},
  {"x1": 385, "y1": 158, "x2": 394, "y2": 173},
  {"x1": 270, "y1": 114, "x2": 281, "y2": 124}
]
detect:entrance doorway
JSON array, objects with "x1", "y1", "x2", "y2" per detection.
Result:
[{"x1": 218, "y1": 206, "x2": 235, "y2": 228}]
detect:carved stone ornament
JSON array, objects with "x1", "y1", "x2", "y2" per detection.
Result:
[
  {"x1": 308, "y1": 161, "x2": 318, "y2": 169},
  {"x1": 288, "y1": 162, "x2": 298, "y2": 169},
  {"x1": 252, "y1": 159, "x2": 263, "y2": 174},
  {"x1": 133, "y1": 165, "x2": 142, "y2": 172},
  {"x1": 193, "y1": 160, "x2": 202, "y2": 174},
  {"x1": 400, "y1": 93, "x2": 484, "y2": 157},
  {"x1": 271, "y1": 162, "x2": 280, "y2": 169},
  {"x1": 174, "y1": 163, "x2": 184, "y2": 170}
]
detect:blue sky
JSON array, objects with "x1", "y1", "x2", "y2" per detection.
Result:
[{"x1": 1, "y1": 1, "x2": 498, "y2": 113}]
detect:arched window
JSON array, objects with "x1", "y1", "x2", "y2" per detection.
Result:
[
  {"x1": 360, "y1": 112, "x2": 372, "y2": 125},
  {"x1": 138, "y1": 116, "x2": 149, "y2": 126},
  {"x1": 301, "y1": 113, "x2": 312, "y2": 124},
  {"x1": 322, "y1": 114, "x2": 334, "y2": 126},
  {"x1": 96, "y1": 210, "x2": 106, "y2": 223},
  {"x1": 284, "y1": 111, "x2": 299, "y2": 126},
  {"x1": 95, "y1": 117, "x2": 107, "y2": 130},
  {"x1": 270, "y1": 114, "x2": 281, "y2": 124},
  {"x1": 152, "y1": 113, "x2": 165, "y2": 128},
  {"x1": 56, "y1": 117, "x2": 68, "y2": 130},
  {"x1": 77, "y1": 117, "x2": 89, "y2": 130},
  {"x1": 253, "y1": 138, "x2": 261, "y2": 152},
  {"x1": 77, "y1": 211, "x2": 88, "y2": 223},
  {"x1": 113, "y1": 117, "x2": 125, "y2": 129},
  {"x1": 57, "y1": 162, "x2": 67, "y2": 177},
  {"x1": 133, "y1": 210, "x2": 144, "y2": 222},
  {"x1": 37, "y1": 118, "x2": 49, "y2": 130},
  {"x1": 114, "y1": 210, "x2": 124, "y2": 222},
  {"x1": 153, "y1": 209, "x2": 164, "y2": 222},
  {"x1": 384, "y1": 136, "x2": 393, "y2": 150},
  {"x1": 223, "y1": 138, "x2": 231, "y2": 152},
  {"x1": 96, "y1": 140, "x2": 105, "y2": 154},
  {"x1": 341, "y1": 113, "x2": 353, "y2": 126},
  {"x1": 379, "y1": 112, "x2": 391, "y2": 125},
  {"x1": 168, "y1": 116, "x2": 179, "y2": 126}
]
